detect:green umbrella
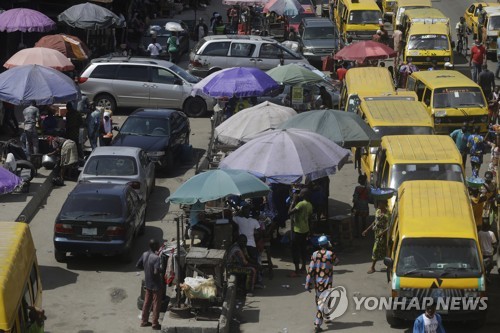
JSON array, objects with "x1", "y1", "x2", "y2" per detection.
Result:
[
  {"x1": 278, "y1": 109, "x2": 381, "y2": 148},
  {"x1": 266, "y1": 63, "x2": 324, "y2": 86},
  {"x1": 168, "y1": 169, "x2": 270, "y2": 205}
]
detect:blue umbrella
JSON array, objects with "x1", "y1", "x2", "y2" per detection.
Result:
[
  {"x1": 191, "y1": 67, "x2": 280, "y2": 98},
  {"x1": 0, "y1": 64, "x2": 81, "y2": 105},
  {"x1": 168, "y1": 169, "x2": 270, "y2": 204}
]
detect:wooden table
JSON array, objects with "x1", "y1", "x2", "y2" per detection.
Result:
[{"x1": 185, "y1": 247, "x2": 227, "y2": 294}]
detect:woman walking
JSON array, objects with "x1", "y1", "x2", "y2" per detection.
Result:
[{"x1": 362, "y1": 200, "x2": 390, "y2": 274}]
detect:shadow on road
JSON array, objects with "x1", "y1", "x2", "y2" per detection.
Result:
[
  {"x1": 146, "y1": 186, "x2": 170, "y2": 222},
  {"x1": 39, "y1": 265, "x2": 79, "y2": 290},
  {"x1": 326, "y1": 320, "x2": 374, "y2": 330}
]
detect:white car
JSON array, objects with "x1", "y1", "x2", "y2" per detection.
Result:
[{"x1": 78, "y1": 146, "x2": 155, "y2": 200}]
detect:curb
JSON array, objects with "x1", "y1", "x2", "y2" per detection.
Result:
[
  {"x1": 16, "y1": 170, "x2": 54, "y2": 223},
  {"x1": 219, "y1": 275, "x2": 236, "y2": 333}
]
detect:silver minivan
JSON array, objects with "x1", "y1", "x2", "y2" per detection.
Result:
[
  {"x1": 77, "y1": 57, "x2": 214, "y2": 117},
  {"x1": 188, "y1": 35, "x2": 310, "y2": 77}
]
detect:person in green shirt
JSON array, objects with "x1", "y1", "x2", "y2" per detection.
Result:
[
  {"x1": 289, "y1": 188, "x2": 313, "y2": 277},
  {"x1": 27, "y1": 306, "x2": 46, "y2": 333},
  {"x1": 167, "y1": 32, "x2": 179, "y2": 63}
]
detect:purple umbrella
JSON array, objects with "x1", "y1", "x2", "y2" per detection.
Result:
[
  {"x1": 191, "y1": 67, "x2": 280, "y2": 98},
  {"x1": 0, "y1": 168, "x2": 22, "y2": 195},
  {"x1": 0, "y1": 8, "x2": 56, "y2": 32}
]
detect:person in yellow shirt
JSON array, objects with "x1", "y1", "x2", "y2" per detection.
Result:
[
  {"x1": 470, "y1": 187, "x2": 487, "y2": 226},
  {"x1": 288, "y1": 188, "x2": 313, "y2": 277}
]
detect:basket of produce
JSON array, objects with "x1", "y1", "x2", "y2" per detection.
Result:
[
  {"x1": 370, "y1": 188, "x2": 396, "y2": 201},
  {"x1": 466, "y1": 177, "x2": 485, "y2": 189}
]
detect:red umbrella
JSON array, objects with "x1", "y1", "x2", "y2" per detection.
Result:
[
  {"x1": 35, "y1": 34, "x2": 90, "y2": 61},
  {"x1": 334, "y1": 41, "x2": 396, "y2": 62}
]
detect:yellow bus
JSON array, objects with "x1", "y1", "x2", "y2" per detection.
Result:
[
  {"x1": 333, "y1": 0, "x2": 382, "y2": 42},
  {"x1": 0, "y1": 222, "x2": 42, "y2": 333},
  {"x1": 393, "y1": 0, "x2": 432, "y2": 28},
  {"x1": 401, "y1": 7, "x2": 449, "y2": 36},
  {"x1": 404, "y1": 23, "x2": 453, "y2": 68},
  {"x1": 406, "y1": 70, "x2": 489, "y2": 133},
  {"x1": 385, "y1": 181, "x2": 487, "y2": 327},
  {"x1": 354, "y1": 99, "x2": 434, "y2": 179}
]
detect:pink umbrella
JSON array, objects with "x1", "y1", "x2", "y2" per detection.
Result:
[
  {"x1": 334, "y1": 41, "x2": 397, "y2": 63},
  {"x1": 4, "y1": 47, "x2": 75, "y2": 72}
]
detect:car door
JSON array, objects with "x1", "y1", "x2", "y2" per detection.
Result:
[
  {"x1": 128, "y1": 189, "x2": 144, "y2": 235},
  {"x1": 254, "y1": 43, "x2": 285, "y2": 70},
  {"x1": 228, "y1": 41, "x2": 257, "y2": 67},
  {"x1": 149, "y1": 66, "x2": 185, "y2": 109},
  {"x1": 198, "y1": 41, "x2": 231, "y2": 71},
  {"x1": 113, "y1": 65, "x2": 150, "y2": 107},
  {"x1": 140, "y1": 150, "x2": 155, "y2": 194}
]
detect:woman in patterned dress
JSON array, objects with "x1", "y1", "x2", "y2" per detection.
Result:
[{"x1": 362, "y1": 200, "x2": 390, "y2": 274}]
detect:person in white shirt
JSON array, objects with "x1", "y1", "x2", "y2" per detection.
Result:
[
  {"x1": 413, "y1": 301, "x2": 445, "y2": 333},
  {"x1": 147, "y1": 37, "x2": 162, "y2": 58},
  {"x1": 478, "y1": 223, "x2": 497, "y2": 277}
]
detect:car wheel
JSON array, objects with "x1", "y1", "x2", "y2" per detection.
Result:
[
  {"x1": 385, "y1": 310, "x2": 404, "y2": 328},
  {"x1": 119, "y1": 247, "x2": 132, "y2": 263},
  {"x1": 150, "y1": 177, "x2": 155, "y2": 195},
  {"x1": 94, "y1": 93, "x2": 117, "y2": 113},
  {"x1": 54, "y1": 249, "x2": 66, "y2": 263},
  {"x1": 183, "y1": 96, "x2": 207, "y2": 117},
  {"x1": 165, "y1": 150, "x2": 174, "y2": 174}
]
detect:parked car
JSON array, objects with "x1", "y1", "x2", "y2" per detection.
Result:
[
  {"x1": 287, "y1": 12, "x2": 317, "y2": 36},
  {"x1": 112, "y1": 108, "x2": 190, "y2": 172},
  {"x1": 53, "y1": 183, "x2": 146, "y2": 262},
  {"x1": 188, "y1": 35, "x2": 310, "y2": 77},
  {"x1": 138, "y1": 18, "x2": 190, "y2": 58},
  {"x1": 78, "y1": 146, "x2": 155, "y2": 201},
  {"x1": 298, "y1": 0, "x2": 316, "y2": 14},
  {"x1": 298, "y1": 18, "x2": 339, "y2": 65},
  {"x1": 77, "y1": 56, "x2": 214, "y2": 117}
]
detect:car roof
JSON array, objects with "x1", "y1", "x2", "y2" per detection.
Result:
[
  {"x1": 89, "y1": 146, "x2": 142, "y2": 157},
  {"x1": 361, "y1": 100, "x2": 433, "y2": 127},
  {"x1": 302, "y1": 18, "x2": 334, "y2": 27},
  {"x1": 201, "y1": 35, "x2": 277, "y2": 43},
  {"x1": 129, "y1": 108, "x2": 179, "y2": 118},
  {"x1": 397, "y1": 181, "x2": 476, "y2": 239},
  {"x1": 408, "y1": 22, "x2": 449, "y2": 35},
  {"x1": 71, "y1": 183, "x2": 129, "y2": 196},
  {"x1": 410, "y1": 70, "x2": 478, "y2": 88},
  {"x1": 91, "y1": 56, "x2": 175, "y2": 67}
]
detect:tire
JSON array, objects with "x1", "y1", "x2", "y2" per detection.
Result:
[
  {"x1": 16, "y1": 159, "x2": 36, "y2": 182},
  {"x1": 385, "y1": 310, "x2": 404, "y2": 328},
  {"x1": 94, "y1": 93, "x2": 117, "y2": 113},
  {"x1": 54, "y1": 249, "x2": 66, "y2": 263},
  {"x1": 119, "y1": 247, "x2": 132, "y2": 263},
  {"x1": 183, "y1": 96, "x2": 207, "y2": 118},
  {"x1": 164, "y1": 150, "x2": 175, "y2": 174}
]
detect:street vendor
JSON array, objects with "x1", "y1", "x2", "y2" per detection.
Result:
[
  {"x1": 189, "y1": 201, "x2": 212, "y2": 247},
  {"x1": 47, "y1": 136, "x2": 78, "y2": 183}
]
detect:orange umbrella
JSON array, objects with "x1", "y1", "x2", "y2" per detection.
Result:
[
  {"x1": 35, "y1": 34, "x2": 90, "y2": 60},
  {"x1": 4, "y1": 47, "x2": 74, "y2": 71}
]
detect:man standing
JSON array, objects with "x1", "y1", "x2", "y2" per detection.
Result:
[
  {"x1": 289, "y1": 188, "x2": 313, "y2": 277},
  {"x1": 65, "y1": 102, "x2": 83, "y2": 158},
  {"x1": 22, "y1": 101, "x2": 39, "y2": 159},
  {"x1": 478, "y1": 222, "x2": 497, "y2": 278},
  {"x1": 147, "y1": 37, "x2": 162, "y2": 58},
  {"x1": 477, "y1": 4, "x2": 487, "y2": 43},
  {"x1": 470, "y1": 40, "x2": 487, "y2": 83},
  {"x1": 468, "y1": 126, "x2": 485, "y2": 177},
  {"x1": 392, "y1": 25, "x2": 403, "y2": 67},
  {"x1": 194, "y1": 18, "x2": 208, "y2": 41},
  {"x1": 305, "y1": 235, "x2": 338, "y2": 333},
  {"x1": 136, "y1": 239, "x2": 163, "y2": 330},
  {"x1": 496, "y1": 31, "x2": 500, "y2": 79},
  {"x1": 233, "y1": 204, "x2": 262, "y2": 264},
  {"x1": 450, "y1": 122, "x2": 471, "y2": 168},
  {"x1": 478, "y1": 64, "x2": 496, "y2": 100},
  {"x1": 413, "y1": 301, "x2": 446, "y2": 333}
]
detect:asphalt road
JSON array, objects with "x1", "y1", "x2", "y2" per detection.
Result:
[{"x1": 28, "y1": 1, "x2": 500, "y2": 333}]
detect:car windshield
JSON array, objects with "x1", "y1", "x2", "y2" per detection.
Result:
[
  {"x1": 372, "y1": 126, "x2": 434, "y2": 136},
  {"x1": 303, "y1": 26, "x2": 336, "y2": 39},
  {"x1": 349, "y1": 10, "x2": 381, "y2": 24},
  {"x1": 61, "y1": 194, "x2": 123, "y2": 219},
  {"x1": 389, "y1": 163, "x2": 464, "y2": 189},
  {"x1": 169, "y1": 63, "x2": 199, "y2": 83},
  {"x1": 488, "y1": 16, "x2": 500, "y2": 30},
  {"x1": 289, "y1": 13, "x2": 316, "y2": 23},
  {"x1": 396, "y1": 238, "x2": 482, "y2": 278},
  {"x1": 433, "y1": 87, "x2": 486, "y2": 108},
  {"x1": 84, "y1": 156, "x2": 138, "y2": 176},
  {"x1": 407, "y1": 34, "x2": 450, "y2": 50},
  {"x1": 120, "y1": 117, "x2": 170, "y2": 136}
]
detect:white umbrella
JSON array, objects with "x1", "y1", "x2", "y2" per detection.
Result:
[
  {"x1": 215, "y1": 101, "x2": 297, "y2": 146},
  {"x1": 165, "y1": 22, "x2": 183, "y2": 32}
]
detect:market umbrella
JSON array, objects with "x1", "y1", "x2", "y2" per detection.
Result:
[
  {"x1": 223, "y1": 0, "x2": 269, "y2": 4},
  {"x1": 215, "y1": 101, "x2": 297, "y2": 146},
  {"x1": 334, "y1": 41, "x2": 397, "y2": 62},
  {"x1": 168, "y1": 169, "x2": 270, "y2": 204},
  {"x1": 263, "y1": 0, "x2": 305, "y2": 16},
  {"x1": 267, "y1": 63, "x2": 324, "y2": 86},
  {"x1": 191, "y1": 67, "x2": 280, "y2": 98},
  {"x1": 0, "y1": 8, "x2": 56, "y2": 33},
  {"x1": 219, "y1": 128, "x2": 351, "y2": 184},
  {"x1": 35, "y1": 34, "x2": 91, "y2": 60},
  {"x1": 0, "y1": 168, "x2": 22, "y2": 195},
  {"x1": 58, "y1": 2, "x2": 125, "y2": 30},
  {"x1": 0, "y1": 64, "x2": 81, "y2": 105},
  {"x1": 278, "y1": 109, "x2": 381, "y2": 148},
  {"x1": 4, "y1": 47, "x2": 75, "y2": 71}
]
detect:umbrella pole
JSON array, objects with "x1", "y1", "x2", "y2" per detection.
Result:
[{"x1": 176, "y1": 215, "x2": 182, "y2": 307}]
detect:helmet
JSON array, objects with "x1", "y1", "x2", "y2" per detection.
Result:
[{"x1": 318, "y1": 235, "x2": 330, "y2": 246}]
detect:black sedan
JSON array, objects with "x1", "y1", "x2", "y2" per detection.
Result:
[
  {"x1": 53, "y1": 183, "x2": 146, "y2": 262},
  {"x1": 112, "y1": 108, "x2": 190, "y2": 172}
]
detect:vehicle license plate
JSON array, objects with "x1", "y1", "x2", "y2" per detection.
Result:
[{"x1": 82, "y1": 228, "x2": 97, "y2": 236}]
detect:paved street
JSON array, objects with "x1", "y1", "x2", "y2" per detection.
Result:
[{"x1": 10, "y1": 0, "x2": 500, "y2": 333}]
